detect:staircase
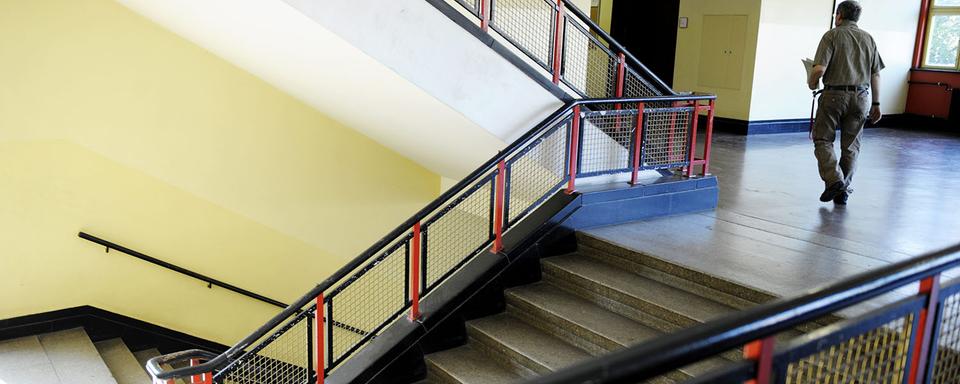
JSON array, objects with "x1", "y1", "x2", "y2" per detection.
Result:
[
  {"x1": 0, "y1": 327, "x2": 182, "y2": 384},
  {"x1": 423, "y1": 232, "x2": 789, "y2": 383}
]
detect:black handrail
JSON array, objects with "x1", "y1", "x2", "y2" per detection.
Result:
[
  {"x1": 147, "y1": 93, "x2": 717, "y2": 381},
  {"x1": 78, "y1": 232, "x2": 287, "y2": 308},
  {"x1": 529, "y1": 242, "x2": 960, "y2": 383},
  {"x1": 559, "y1": 0, "x2": 677, "y2": 96},
  {"x1": 908, "y1": 80, "x2": 954, "y2": 92}
]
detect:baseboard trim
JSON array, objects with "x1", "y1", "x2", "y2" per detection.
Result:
[
  {"x1": 0, "y1": 306, "x2": 227, "y2": 354},
  {"x1": 709, "y1": 117, "x2": 810, "y2": 135},
  {"x1": 706, "y1": 114, "x2": 954, "y2": 135}
]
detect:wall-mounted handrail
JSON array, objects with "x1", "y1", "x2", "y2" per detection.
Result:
[
  {"x1": 146, "y1": 93, "x2": 716, "y2": 382},
  {"x1": 529, "y1": 242, "x2": 960, "y2": 383},
  {"x1": 78, "y1": 232, "x2": 287, "y2": 309},
  {"x1": 908, "y1": 80, "x2": 955, "y2": 92}
]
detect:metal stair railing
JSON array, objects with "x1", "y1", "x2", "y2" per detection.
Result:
[
  {"x1": 438, "y1": 0, "x2": 674, "y2": 100},
  {"x1": 528, "y1": 243, "x2": 960, "y2": 384},
  {"x1": 146, "y1": 0, "x2": 711, "y2": 382},
  {"x1": 145, "y1": 94, "x2": 717, "y2": 384}
]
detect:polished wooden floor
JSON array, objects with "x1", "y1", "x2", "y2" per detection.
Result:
[{"x1": 586, "y1": 128, "x2": 960, "y2": 307}]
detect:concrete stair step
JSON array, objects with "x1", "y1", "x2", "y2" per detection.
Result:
[
  {"x1": 504, "y1": 283, "x2": 733, "y2": 381},
  {"x1": 0, "y1": 335, "x2": 61, "y2": 384},
  {"x1": 574, "y1": 243, "x2": 809, "y2": 341},
  {"x1": 543, "y1": 254, "x2": 737, "y2": 331},
  {"x1": 132, "y1": 348, "x2": 187, "y2": 384},
  {"x1": 466, "y1": 313, "x2": 593, "y2": 377},
  {"x1": 95, "y1": 339, "x2": 151, "y2": 384},
  {"x1": 425, "y1": 345, "x2": 522, "y2": 384},
  {"x1": 39, "y1": 328, "x2": 119, "y2": 384},
  {"x1": 576, "y1": 232, "x2": 779, "y2": 306},
  {"x1": 505, "y1": 282, "x2": 660, "y2": 355},
  {"x1": 577, "y1": 244, "x2": 758, "y2": 311}
]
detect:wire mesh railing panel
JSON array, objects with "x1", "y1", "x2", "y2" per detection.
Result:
[
  {"x1": 579, "y1": 110, "x2": 637, "y2": 176},
  {"x1": 489, "y1": 0, "x2": 556, "y2": 70},
  {"x1": 219, "y1": 311, "x2": 312, "y2": 384},
  {"x1": 561, "y1": 18, "x2": 617, "y2": 99},
  {"x1": 641, "y1": 106, "x2": 693, "y2": 170},
  {"x1": 422, "y1": 177, "x2": 495, "y2": 291},
  {"x1": 506, "y1": 120, "x2": 569, "y2": 225},
  {"x1": 775, "y1": 299, "x2": 920, "y2": 384},
  {"x1": 624, "y1": 67, "x2": 669, "y2": 109},
  {"x1": 451, "y1": 0, "x2": 481, "y2": 16},
  {"x1": 931, "y1": 287, "x2": 960, "y2": 383},
  {"x1": 326, "y1": 240, "x2": 408, "y2": 366}
]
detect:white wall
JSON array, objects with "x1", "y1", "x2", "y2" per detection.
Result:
[
  {"x1": 117, "y1": 0, "x2": 507, "y2": 179},
  {"x1": 749, "y1": 0, "x2": 920, "y2": 121},
  {"x1": 857, "y1": 0, "x2": 921, "y2": 116},
  {"x1": 282, "y1": 0, "x2": 565, "y2": 145}
]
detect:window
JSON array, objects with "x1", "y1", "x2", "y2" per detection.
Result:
[{"x1": 923, "y1": 0, "x2": 960, "y2": 70}]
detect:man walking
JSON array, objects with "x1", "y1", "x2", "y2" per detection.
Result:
[{"x1": 808, "y1": 0, "x2": 884, "y2": 205}]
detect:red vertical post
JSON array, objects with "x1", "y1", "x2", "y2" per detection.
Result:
[
  {"x1": 551, "y1": 0, "x2": 565, "y2": 84},
  {"x1": 631, "y1": 103, "x2": 645, "y2": 185},
  {"x1": 686, "y1": 102, "x2": 701, "y2": 178},
  {"x1": 316, "y1": 294, "x2": 325, "y2": 384},
  {"x1": 565, "y1": 105, "x2": 581, "y2": 194},
  {"x1": 480, "y1": 0, "x2": 490, "y2": 33},
  {"x1": 614, "y1": 53, "x2": 627, "y2": 131},
  {"x1": 409, "y1": 222, "x2": 422, "y2": 321},
  {"x1": 909, "y1": 274, "x2": 941, "y2": 384},
  {"x1": 913, "y1": 0, "x2": 932, "y2": 68},
  {"x1": 702, "y1": 100, "x2": 715, "y2": 176},
  {"x1": 492, "y1": 160, "x2": 506, "y2": 253},
  {"x1": 615, "y1": 53, "x2": 626, "y2": 108},
  {"x1": 189, "y1": 359, "x2": 210, "y2": 384},
  {"x1": 743, "y1": 337, "x2": 776, "y2": 384}
]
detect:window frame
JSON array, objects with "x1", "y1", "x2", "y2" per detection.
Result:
[{"x1": 921, "y1": 1, "x2": 960, "y2": 71}]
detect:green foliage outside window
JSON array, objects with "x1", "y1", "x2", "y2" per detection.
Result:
[{"x1": 924, "y1": 2, "x2": 960, "y2": 69}]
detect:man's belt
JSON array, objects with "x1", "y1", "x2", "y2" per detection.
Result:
[{"x1": 825, "y1": 85, "x2": 868, "y2": 91}]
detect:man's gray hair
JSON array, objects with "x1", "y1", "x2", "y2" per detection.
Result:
[{"x1": 837, "y1": 0, "x2": 863, "y2": 22}]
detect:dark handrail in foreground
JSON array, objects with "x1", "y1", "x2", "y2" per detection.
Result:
[
  {"x1": 78, "y1": 232, "x2": 287, "y2": 309},
  {"x1": 529, "y1": 243, "x2": 960, "y2": 383},
  {"x1": 146, "y1": 94, "x2": 716, "y2": 381},
  {"x1": 559, "y1": 0, "x2": 677, "y2": 97}
]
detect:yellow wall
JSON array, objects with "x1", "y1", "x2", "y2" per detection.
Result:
[
  {"x1": 674, "y1": 0, "x2": 762, "y2": 121},
  {"x1": 0, "y1": 0, "x2": 439, "y2": 345}
]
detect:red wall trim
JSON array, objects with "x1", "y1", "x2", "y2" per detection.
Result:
[
  {"x1": 905, "y1": 70, "x2": 959, "y2": 118},
  {"x1": 913, "y1": 0, "x2": 932, "y2": 68}
]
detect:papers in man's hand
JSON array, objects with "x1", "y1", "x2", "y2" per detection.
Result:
[{"x1": 802, "y1": 58, "x2": 815, "y2": 79}]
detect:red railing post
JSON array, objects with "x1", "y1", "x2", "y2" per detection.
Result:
[
  {"x1": 909, "y1": 274, "x2": 941, "y2": 384},
  {"x1": 744, "y1": 337, "x2": 776, "y2": 384},
  {"x1": 480, "y1": 0, "x2": 490, "y2": 33},
  {"x1": 565, "y1": 105, "x2": 581, "y2": 194},
  {"x1": 316, "y1": 294, "x2": 325, "y2": 384},
  {"x1": 551, "y1": 0, "x2": 564, "y2": 84},
  {"x1": 189, "y1": 359, "x2": 211, "y2": 384},
  {"x1": 702, "y1": 100, "x2": 715, "y2": 176},
  {"x1": 614, "y1": 53, "x2": 627, "y2": 131},
  {"x1": 686, "y1": 101, "x2": 701, "y2": 178},
  {"x1": 615, "y1": 53, "x2": 626, "y2": 107},
  {"x1": 409, "y1": 222, "x2": 422, "y2": 321},
  {"x1": 631, "y1": 103, "x2": 645, "y2": 185},
  {"x1": 492, "y1": 160, "x2": 506, "y2": 253}
]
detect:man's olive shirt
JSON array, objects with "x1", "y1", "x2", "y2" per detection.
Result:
[{"x1": 814, "y1": 21, "x2": 885, "y2": 87}]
